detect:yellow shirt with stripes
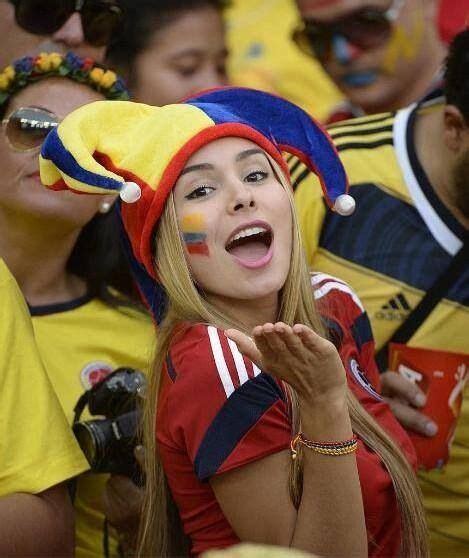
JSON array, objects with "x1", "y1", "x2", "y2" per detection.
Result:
[
  {"x1": 31, "y1": 296, "x2": 154, "y2": 558},
  {"x1": 293, "y1": 99, "x2": 469, "y2": 556},
  {"x1": 0, "y1": 258, "x2": 88, "y2": 497},
  {"x1": 225, "y1": 0, "x2": 343, "y2": 122}
]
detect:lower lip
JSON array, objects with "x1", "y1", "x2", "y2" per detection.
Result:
[
  {"x1": 229, "y1": 242, "x2": 274, "y2": 270},
  {"x1": 342, "y1": 71, "x2": 378, "y2": 87}
]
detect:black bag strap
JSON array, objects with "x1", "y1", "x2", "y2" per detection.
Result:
[{"x1": 375, "y1": 239, "x2": 468, "y2": 372}]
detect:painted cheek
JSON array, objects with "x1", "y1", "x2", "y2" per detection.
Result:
[
  {"x1": 181, "y1": 212, "x2": 210, "y2": 256},
  {"x1": 381, "y1": 17, "x2": 425, "y2": 74}
]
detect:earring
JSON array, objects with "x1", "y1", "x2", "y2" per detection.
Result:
[{"x1": 99, "y1": 201, "x2": 112, "y2": 214}]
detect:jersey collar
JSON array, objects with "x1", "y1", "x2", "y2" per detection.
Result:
[{"x1": 393, "y1": 96, "x2": 465, "y2": 257}]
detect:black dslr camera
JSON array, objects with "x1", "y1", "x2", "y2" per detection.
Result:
[{"x1": 73, "y1": 368, "x2": 146, "y2": 484}]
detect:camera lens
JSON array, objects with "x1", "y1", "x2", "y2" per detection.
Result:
[{"x1": 73, "y1": 419, "x2": 113, "y2": 470}]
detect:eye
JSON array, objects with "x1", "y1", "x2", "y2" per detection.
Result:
[
  {"x1": 245, "y1": 170, "x2": 268, "y2": 183},
  {"x1": 185, "y1": 185, "x2": 215, "y2": 200},
  {"x1": 177, "y1": 66, "x2": 198, "y2": 78}
]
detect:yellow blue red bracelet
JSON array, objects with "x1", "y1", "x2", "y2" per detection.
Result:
[{"x1": 291, "y1": 433, "x2": 358, "y2": 460}]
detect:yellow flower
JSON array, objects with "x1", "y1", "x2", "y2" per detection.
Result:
[
  {"x1": 36, "y1": 53, "x2": 53, "y2": 72},
  {"x1": 100, "y1": 70, "x2": 117, "y2": 89},
  {"x1": 89, "y1": 67, "x2": 104, "y2": 83},
  {"x1": 3, "y1": 65, "x2": 15, "y2": 80},
  {"x1": 0, "y1": 74, "x2": 9, "y2": 90},
  {"x1": 49, "y1": 53, "x2": 63, "y2": 70}
]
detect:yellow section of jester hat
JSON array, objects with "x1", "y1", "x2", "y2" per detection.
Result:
[{"x1": 40, "y1": 101, "x2": 215, "y2": 195}]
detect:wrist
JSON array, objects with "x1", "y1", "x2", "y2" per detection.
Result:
[{"x1": 299, "y1": 396, "x2": 352, "y2": 440}]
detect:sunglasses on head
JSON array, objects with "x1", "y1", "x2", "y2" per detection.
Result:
[
  {"x1": 10, "y1": 0, "x2": 122, "y2": 47},
  {"x1": 293, "y1": 0, "x2": 404, "y2": 59},
  {"x1": 2, "y1": 107, "x2": 60, "y2": 152}
]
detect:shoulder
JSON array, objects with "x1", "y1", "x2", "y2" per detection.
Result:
[
  {"x1": 167, "y1": 323, "x2": 264, "y2": 399},
  {"x1": 312, "y1": 273, "x2": 374, "y2": 351},
  {"x1": 159, "y1": 324, "x2": 291, "y2": 480},
  {"x1": 290, "y1": 112, "x2": 409, "y2": 200},
  {"x1": 312, "y1": 272, "x2": 364, "y2": 316},
  {"x1": 0, "y1": 258, "x2": 24, "y2": 305},
  {"x1": 0, "y1": 259, "x2": 32, "y2": 335}
]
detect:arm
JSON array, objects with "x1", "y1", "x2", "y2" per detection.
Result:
[
  {"x1": 0, "y1": 483, "x2": 74, "y2": 556},
  {"x1": 218, "y1": 324, "x2": 367, "y2": 557}
]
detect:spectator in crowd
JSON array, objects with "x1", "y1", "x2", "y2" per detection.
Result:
[
  {"x1": 293, "y1": 0, "x2": 446, "y2": 120},
  {"x1": 0, "y1": 0, "x2": 123, "y2": 67},
  {"x1": 293, "y1": 29, "x2": 469, "y2": 556},
  {"x1": 41, "y1": 87, "x2": 427, "y2": 557},
  {"x1": 106, "y1": 0, "x2": 228, "y2": 105},
  {"x1": 0, "y1": 52, "x2": 153, "y2": 557},
  {"x1": 0, "y1": 258, "x2": 88, "y2": 556},
  {"x1": 223, "y1": 0, "x2": 343, "y2": 122}
]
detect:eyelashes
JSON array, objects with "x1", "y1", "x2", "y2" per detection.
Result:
[
  {"x1": 185, "y1": 185, "x2": 215, "y2": 200},
  {"x1": 184, "y1": 169, "x2": 270, "y2": 200}
]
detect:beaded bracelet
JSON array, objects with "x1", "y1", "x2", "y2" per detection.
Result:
[{"x1": 291, "y1": 433, "x2": 358, "y2": 460}]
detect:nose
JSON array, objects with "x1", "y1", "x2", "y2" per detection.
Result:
[
  {"x1": 229, "y1": 182, "x2": 256, "y2": 214},
  {"x1": 331, "y1": 34, "x2": 363, "y2": 65},
  {"x1": 52, "y1": 12, "x2": 85, "y2": 47}
]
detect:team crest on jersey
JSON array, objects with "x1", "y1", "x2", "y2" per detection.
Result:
[
  {"x1": 80, "y1": 361, "x2": 114, "y2": 390},
  {"x1": 349, "y1": 359, "x2": 382, "y2": 401}
]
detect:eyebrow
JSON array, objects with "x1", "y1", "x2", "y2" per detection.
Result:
[
  {"x1": 235, "y1": 148, "x2": 265, "y2": 162},
  {"x1": 180, "y1": 148, "x2": 266, "y2": 176},
  {"x1": 179, "y1": 162, "x2": 214, "y2": 176}
]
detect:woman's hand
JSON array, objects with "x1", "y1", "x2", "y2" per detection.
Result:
[{"x1": 225, "y1": 322, "x2": 347, "y2": 405}]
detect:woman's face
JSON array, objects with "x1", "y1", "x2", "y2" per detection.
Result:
[
  {"x1": 173, "y1": 137, "x2": 293, "y2": 304},
  {"x1": 0, "y1": 78, "x2": 113, "y2": 226},
  {"x1": 132, "y1": 7, "x2": 228, "y2": 105}
]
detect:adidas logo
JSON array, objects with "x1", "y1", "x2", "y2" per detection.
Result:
[{"x1": 375, "y1": 293, "x2": 411, "y2": 321}]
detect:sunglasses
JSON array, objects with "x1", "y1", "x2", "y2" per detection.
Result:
[
  {"x1": 10, "y1": 0, "x2": 123, "y2": 47},
  {"x1": 2, "y1": 107, "x2": 60, "y2": 152},
  {"x1": 293, "y1": 0, "x2": 404, "y2": 59}
]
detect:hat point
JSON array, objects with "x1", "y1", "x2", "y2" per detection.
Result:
[
  {"x1": 333, "y1": 194, "x2": 355, "y2": 216},
  {"x1": 120, "y1": 181, "x2": 141, "y2": 203}
]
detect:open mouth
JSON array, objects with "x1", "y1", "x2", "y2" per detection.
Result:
[{"x1": 225, "y1": 222, "x2": 274, "y2": 269}]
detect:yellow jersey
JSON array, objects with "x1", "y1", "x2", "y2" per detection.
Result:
[
  {"x1": 31, "y1": 295, "x2": 154, "y2": 558},
  {"x1": 0, "y1": 258, "x2": 88, "y2": 497},
  {"x1": 225, "y1": 0, "x2": 343, "y2": 122},
  {"x1": 294, "y1": 97, "x2": 469, "y2": 556}
]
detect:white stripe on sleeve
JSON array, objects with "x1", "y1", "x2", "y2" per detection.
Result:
[
  {"x1": 314, "y1": 281, "x2": 364, "y2": 312},
  {"x1": 311, "y1": 272, "x2": 346, "y2": 286},
  {"x1": 227, "y1": 337, "x2": 250, "y2": 386},
  {"x1": 207, "y1": 325, "x2": 235, "y2": 398},
  {"x1": 252, "y1": 363, "x2": 262, "y2": 377}
]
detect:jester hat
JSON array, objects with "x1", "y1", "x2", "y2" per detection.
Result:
[{"x1": 39, "y1": 87, "x2": 354, "y2": 321}]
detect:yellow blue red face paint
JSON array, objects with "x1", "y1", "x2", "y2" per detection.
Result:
[
  {"x1": 382, "y1": 16, "x2": 424, "y2": 74},
  {"x1": 181, "y1": 213, "x2": 209, "y2": 256}
]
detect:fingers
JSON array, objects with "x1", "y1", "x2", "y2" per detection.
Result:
[
  {"x1": 381, "y1": 371, "x2": 427, "y2": 407},
  {"x1": 293, "y1": 323, "x2": 335, "y2": 356},
  {"x1": 225, "y1": 328, "x2": 262, "y2": 365},
  {"x1": 103, "y1": 475, "x2": 143, "y2": 528},
  {"x1": 384, "y1": 397, "x2": 438, "y2": 437}
]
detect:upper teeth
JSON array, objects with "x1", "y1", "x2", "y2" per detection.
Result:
[{"x1": 229, "y1": 226, "x2": 268, "y2": 244}]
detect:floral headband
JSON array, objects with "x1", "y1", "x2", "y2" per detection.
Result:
[{"x1": 0, "y1": 51, "x2": 129, "y2": 107}]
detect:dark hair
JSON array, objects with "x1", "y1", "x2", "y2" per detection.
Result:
[
  {"x1": 106, "y1": 0, "x2": 229, "y2": 85},
  {"x1": 444, "y1": 28, "x2": 469, "y2": 122},
  {"x1": 67, "y1": 209, "x2": 141, "y2": 305}
]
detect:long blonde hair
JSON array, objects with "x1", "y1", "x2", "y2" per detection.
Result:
[{"x1": 138, "y1": 160, "x2": 428, "y2": 557}]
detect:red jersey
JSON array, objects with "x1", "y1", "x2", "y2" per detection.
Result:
[{"x1": 156, "y1": 274, "x2": 416, "y2": 556}]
